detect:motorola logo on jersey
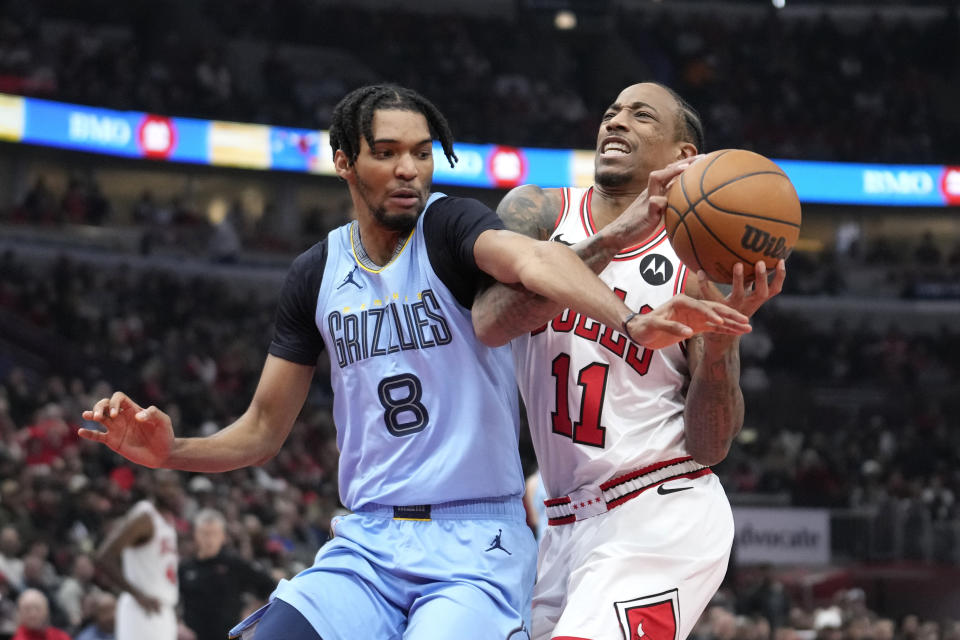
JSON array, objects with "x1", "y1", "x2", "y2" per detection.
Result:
[
  {"x1": 327, "y1": 289, "x2": 453, "y2": 369},
  {"x1": 638, "y1": 254, "x2": 673, "y2": 286}
]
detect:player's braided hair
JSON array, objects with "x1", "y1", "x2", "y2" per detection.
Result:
[
  {"x1": 329, "y1": 84, "x2": 458, "y2": 168},
  {"x1": 655, "y1": 83, "x2": 706, "y2": 153}
]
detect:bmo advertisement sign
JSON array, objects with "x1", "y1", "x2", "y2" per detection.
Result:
[
  {"x1": 22, "y1": 98, "x2": 206, "y2": 164},
  {"x1": 433, "y1": 143, "x2": 572, "y2": 189},
  {"x1": 7, "y1": 93, "x2": 960, "y2": 206},
  {"x1": 777, "y1": 159, "x2": 960, "y2": 206}
]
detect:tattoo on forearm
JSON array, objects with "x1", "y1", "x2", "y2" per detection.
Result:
[{"x1": 684, "y1": 341, "x2": 744, "y2": 463}]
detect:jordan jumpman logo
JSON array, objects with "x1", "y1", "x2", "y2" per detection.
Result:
[
  {"x1": 337, "y1": 266, "x2": 363, "y2": 290},
  {"x1": 486, "y1": 529, "x2": 511, "y2": 554}
]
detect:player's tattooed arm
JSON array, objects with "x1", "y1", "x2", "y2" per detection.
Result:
[
  {"x1": 497, "y1": 184, "x2": 557, "y2": 241},
  {"x1": 681, "y1": 260, "x2": 783, "y2": 464},
  {"x1": 473, "y1": 185, "x2": 625, "y2": 346},
  {"x1": 683, "y1": 333, "x2": 744, "y2": 466}
]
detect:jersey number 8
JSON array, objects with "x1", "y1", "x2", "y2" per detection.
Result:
[{"x1": 378, "y1": 373, "x2": 429, "y2": 436}]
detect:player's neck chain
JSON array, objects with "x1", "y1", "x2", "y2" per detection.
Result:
[{"x1": 351, "y1": 221, "x2": 407, "y2": 270}]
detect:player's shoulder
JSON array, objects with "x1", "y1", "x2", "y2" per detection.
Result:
[
  {"x1": 425, "y1": 193, "x2": 491, "y2": 217},
  {"x1": 130, "y1": 499, "x2": 157, "y2": 516},
  {"x1": 288, "y1": 234, "x2": 332, "y2": 273},
  {"x1": 495, "y1": 184, "x2": 565, "y2": 240}
]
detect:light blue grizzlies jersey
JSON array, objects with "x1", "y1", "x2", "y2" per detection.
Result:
[{"x1": 271, "y1": 193, "x2": 524, "y2": 510}]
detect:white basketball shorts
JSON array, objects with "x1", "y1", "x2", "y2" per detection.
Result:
[{"x1": 533, "y1": 471, "x2": 733, "y2": 640}]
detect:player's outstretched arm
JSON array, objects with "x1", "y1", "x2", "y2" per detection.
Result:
[
  {"x1": 79, "y1": 355, "x2": 315, "y2": 472},
  {"x1": 473, "y1": 228, "x2": 751, "y2": 352},
  {"x1": 473, "y1": 158, "x2": 698, "y2": 346},
  {"x1": 472, "y1": 184, "x2": 586, "y2": 346},
  {"x1": 683, "y1": 260, "x2": 786, "y2": 466}
]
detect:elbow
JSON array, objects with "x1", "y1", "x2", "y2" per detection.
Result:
[
  {"x1": 689, "y1": 446, "x2": 730, "y2": 468},
  {"x1": 471, "y1": 312, "x2": 511, "y2": 348},
  {"x1": 474, "y1": 326, "x2": 510, "y2": 348},
  {"x1": 254, "y1": 446, "x2": 282, "y2": 467},
  {"x1": 687, "y1": 426, "x2": 740, "y2": 467},
  {"x1": 478, "y1": 335, "x2": 510, "y2": 348}
]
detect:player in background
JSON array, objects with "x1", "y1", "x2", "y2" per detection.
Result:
[
  {"x1": 472, "y1": 82, "x2": 786, "y2": 640},
  {"x1": 78, "y1": 84, "x2": 749, "y2": 640},
  {"x1": 94, "y1": 469, "x2": 182, "y2": 640}
]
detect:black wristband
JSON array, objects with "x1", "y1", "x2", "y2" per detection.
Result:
[{"x1": 622, "y1": 311, "x2": 640, "y2": 339}]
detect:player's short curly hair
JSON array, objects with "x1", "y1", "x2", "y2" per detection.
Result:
[{"x1": 329, "y1": 84, "x2": 458, "y2": 168}]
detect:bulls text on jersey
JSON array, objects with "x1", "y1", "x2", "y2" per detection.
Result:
[{"x1": 530, "y1": 287, "x2": 655, "y2": 377}]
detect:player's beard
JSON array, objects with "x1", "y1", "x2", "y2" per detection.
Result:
[
  {"x1": 356, "y1": 174, "x2": 427, "y2": 234},
  {"x1": 595, "y1": 167, "x2": 633, "y2": 189},
  {"x1": 594, "y1": 154, "x2": 636, "y2": 189}
]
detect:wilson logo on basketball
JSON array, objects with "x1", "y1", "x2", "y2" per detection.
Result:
[{"x1": 740, "y1": 225, "x2": 791, "y2": 259}]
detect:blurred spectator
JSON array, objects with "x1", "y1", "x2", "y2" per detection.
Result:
[
  {"x1": 178, "y1": 509, "x2": 275, "y2": 640},
  {"x1": 130, "y1": 191, "x2": 157, "y2": 226},
  {"x1": 18, "y1": 177, "x2": 56, "y2": 224},
  {"x1": 0, "y1": 526, "x2": 25, "y2": 590},
  {"x1": 742, "y1": 564, "x2": 792, "y2": 630},
  {"x1": 207, "y1": 213, "x2": 241, "y2": 264},
  {"x1": 59, "y1": 179, "x2": 87, "y2": 226},
  {"x1": 55, "y1": 556, "x2": 100, "y2": 632},
  {"x1": 72, "y1": 592, "x2": 115, "y2": 640},
  {"x1": 21, "y1": 551, "x2": 69, "y2": 630},
  {"x1": 12, "y1": 589, "x2": 71, "y2": 640},
  {"x1": 913, "y1": 231, "x2": 942, "y2": 266}
]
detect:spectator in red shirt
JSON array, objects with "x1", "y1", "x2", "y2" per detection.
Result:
[{"x1": 12, "y1": 588, "x2": 71, "y2": 640}]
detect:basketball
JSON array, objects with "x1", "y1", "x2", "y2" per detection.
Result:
[{"x1": 664, "y1": 149, "x2": 802, "y2": 284}]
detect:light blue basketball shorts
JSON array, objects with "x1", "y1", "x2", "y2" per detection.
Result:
[{"x1": 231, "y1": 497, "x2": 536, "y2": 640}]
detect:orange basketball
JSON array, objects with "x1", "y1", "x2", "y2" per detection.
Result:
[{"x1": 664, "y1": 149, "x2": 802, "y2": 284}]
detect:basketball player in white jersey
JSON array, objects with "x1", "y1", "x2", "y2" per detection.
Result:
[
  {"x1": 94, "y1": 469, "x2": 182, "y2": 640},
  {"x1": 78, "y1": 85, "x2": 748, "y2": 640},
  {"x1": 473, "y1": 82, "x2": 787, "y2": 640}
]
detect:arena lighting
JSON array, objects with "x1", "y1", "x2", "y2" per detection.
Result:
[
  {"x1": 554, "y1": 9, "x2": 577, "y2": 29},
  {"x1": 772, "y1": 0, "x2": 786, "y2": 8}
]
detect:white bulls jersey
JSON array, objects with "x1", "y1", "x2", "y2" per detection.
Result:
[
  {"x1": 122, "y1": 500, "x2": 178, "y2": 606},
  {"x1": 512, "y1": 187, "x2": 692, "y2": 500}
]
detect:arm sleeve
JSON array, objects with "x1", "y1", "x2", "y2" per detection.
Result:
[
  {"x1": 267, "y1": 241, "x2": 328, "y2": 365},
  {"x1": 422, "y1": 196, "x2": 505, "y2": 309}
]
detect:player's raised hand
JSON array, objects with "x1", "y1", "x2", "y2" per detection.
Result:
[
  {"x1": 79, "y1": 392, "x2": 174, "y2": 468},
  {"x1": 697, "y1": 259, "x2": 786, "y2": 319},
  {"x1": 606, "y1": 155, "x2": 704, "y2": 249},
  {"x1": 625, "y1": 294, "x2": 751, "y2": 350}
]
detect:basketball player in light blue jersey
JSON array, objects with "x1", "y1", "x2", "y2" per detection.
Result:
[{"x1": 79, "y1": 85, "x2": 750, "y2": 640}]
